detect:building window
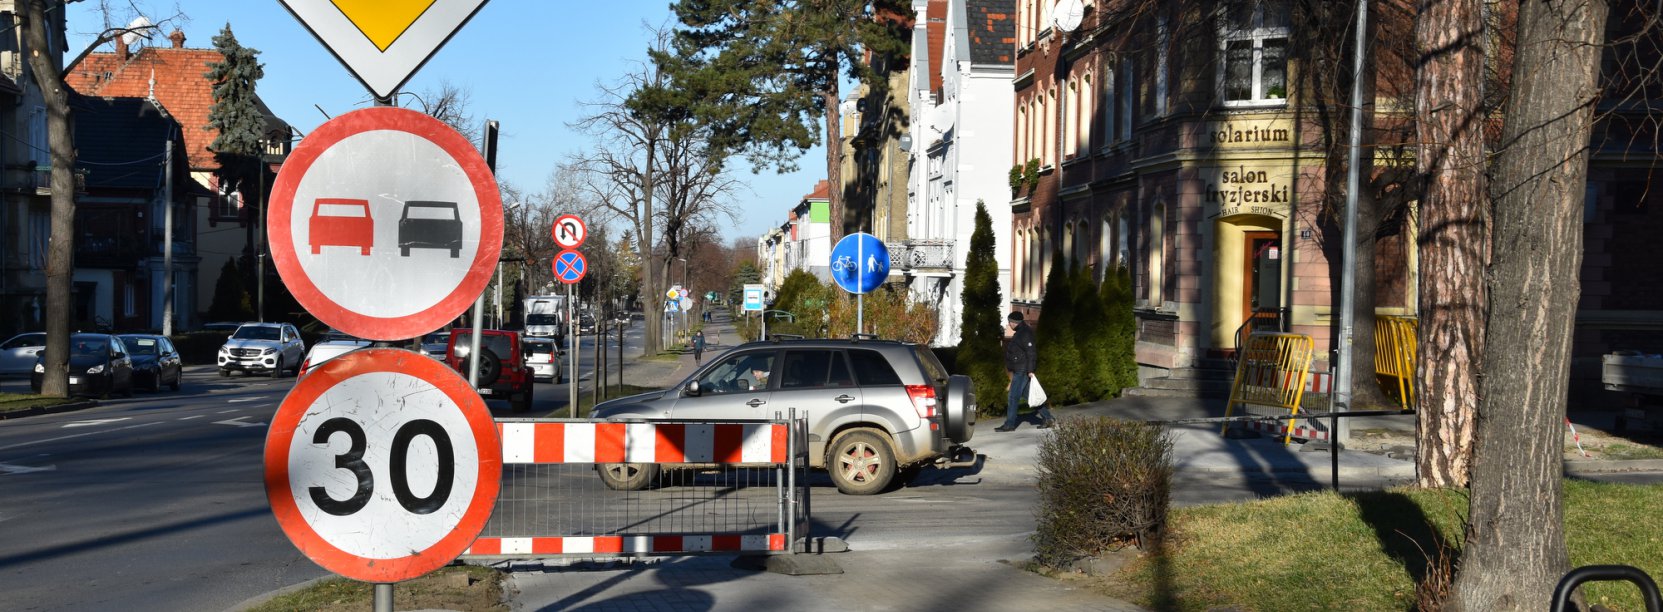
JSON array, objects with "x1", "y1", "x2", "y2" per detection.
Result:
[
  {"x1": 1156, "y1": 15, "x2": 1170, "y2": 116},
  {"x1": 1065, "y1": 78, "x2": 1078, "y2": 158},
  {"x1": 28, "y1": 106, "x2": 46, "y2": 163},
  {"x1": 1079, "y1": 73, "x2": 1093, "y2": 153},
  {"x1": 1119, "y1": 61, "x2": 1135, "y2": 139},
  {"x1": 1043, "y1": 88, "x2": 1055, "y2": 167},
  {"x1": 1147, "y1": 202, "x2": 1165, "y2": 305},
  {"x1": 1220, "y1": 0, "x2": 1290, "y2": 105},
  {"x1": 1016, "y1": 102, "x2": 1028, "y2": 164}
]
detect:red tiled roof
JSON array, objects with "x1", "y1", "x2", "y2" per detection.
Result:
[
  {"x1": 67, "y1": 46, "x2": 230, "y2": 170},
  {"x1": 804, "y1": 179, "x2": 831, "y2": 201}
]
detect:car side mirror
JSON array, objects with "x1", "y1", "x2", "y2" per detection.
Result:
[{"x1": 685, "y1": 380, "x2": 702, "y2": 396}]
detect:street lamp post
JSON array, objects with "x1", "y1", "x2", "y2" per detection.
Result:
[{"x1": 676, "y1": 257, "x2": 689, "y2": 330}]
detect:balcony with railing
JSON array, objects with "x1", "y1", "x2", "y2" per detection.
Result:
[{"x1": 888, "y1": 239, "x2": 954, "y2": 272}]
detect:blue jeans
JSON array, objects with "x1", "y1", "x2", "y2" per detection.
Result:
[{"x1": 1004, "y1": 371, "x2": 1054, "y2": 429}]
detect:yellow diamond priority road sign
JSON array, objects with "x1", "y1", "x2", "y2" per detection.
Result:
[{"x1": 280, "y1": 0, "x2": 489, "y2": 99}]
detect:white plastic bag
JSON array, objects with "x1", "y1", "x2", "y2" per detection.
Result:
[{"x1": 1027, "y1": 375, "x2": 1048, "y2": 406}]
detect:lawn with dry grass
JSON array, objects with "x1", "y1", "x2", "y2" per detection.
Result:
[
  {"x1": 1101, "y1": 479, "x2": 1663, "y2": 611},
  {"x1": 247, "y1": 565, "x2": 505, "y2": 612}
]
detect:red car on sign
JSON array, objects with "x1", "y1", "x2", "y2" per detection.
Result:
[{"x1": 309, "y1": 198, "x2": 374, "y2": 255}]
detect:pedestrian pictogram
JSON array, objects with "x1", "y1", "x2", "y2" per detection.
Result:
[
  {"x1": 264, "y1": 348, "x2": 501, "y2": 583},
  {"x1": 268, "y1": 106, "x2": 502, "y2": 341},
  {"x1": 554, "y1": 250, "x2": 587, "y2": 284},
  {"x1": 552, "y1": 214, "x2": 587, "y2": 249},
  {"x1": 280, "y1": 0, "x2": 491, "y2": 100}
]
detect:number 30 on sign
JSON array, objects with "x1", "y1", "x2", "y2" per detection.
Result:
[{"x1": 263, "y1": 348, "x2": 501, "y2": 583}]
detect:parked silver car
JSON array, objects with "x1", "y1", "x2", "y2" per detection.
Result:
[
  {"x1": 217, "y1": 323, "x2": 305, "y2": 377},
  {"x1": 591, "y1": 337, "x2": 976, "y2": 495},
  {"x1": 0, "y1": 332, "x2": 45, "y2": 379},
  {"x1": 299, "y1": 339, "x2": 372, "y2": 377}
]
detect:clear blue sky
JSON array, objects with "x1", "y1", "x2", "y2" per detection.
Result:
[{"x1": 64, "y1": 0, "x2": 815, "y2": 245}]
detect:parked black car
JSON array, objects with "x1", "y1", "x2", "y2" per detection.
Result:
[
  {"x1": 30, "y1": 333, "x2": 134, "y2": 398},
  {"x1": 118, "y1": 334, "x2": 182, "y2": 392}
]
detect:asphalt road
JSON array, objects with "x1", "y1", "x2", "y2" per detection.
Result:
[{"x1": 1, "y1": 343, "x2": 1655, "y2": 612}]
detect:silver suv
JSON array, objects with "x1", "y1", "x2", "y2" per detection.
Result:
[
  {"x1": 218, "y1": 323, "x2": 305, "y2": 378},
  {"x1": 591, "y1": 337, "x2": 976, "y2": 495}
]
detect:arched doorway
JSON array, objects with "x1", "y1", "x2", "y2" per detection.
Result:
[{"x1": 1211, "y1": 214, "x2": 1283, "y2": 353}]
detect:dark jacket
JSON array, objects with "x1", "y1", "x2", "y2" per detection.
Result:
[
  {"x1": 1004, "y1": 321, "x2": 1036, "y2": 373},
  {"x1": 692, "y1": 334, "x2": 706, "y2": 351}
]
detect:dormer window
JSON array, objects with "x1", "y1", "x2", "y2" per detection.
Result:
[{"x1": 1219, "y1": 0, "x2": 1289, "y2": 106}]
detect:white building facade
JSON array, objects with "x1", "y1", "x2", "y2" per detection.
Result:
[{"x1": 903, "y1": 0, "x2": 1016, "y2": 346}]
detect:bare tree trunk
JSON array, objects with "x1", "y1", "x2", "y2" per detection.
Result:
[
  {"x1": 1412, "y1": 0, "x2": 1489, "y2": 487},
  {"x1": 822, "y1": 81, "x2": 844, "y2": 242},
  {"x1": 1450, "y1": 1, "x2": 1607, "y2": 609},
  {"x1": 640, "y1": 140, "x2": 661, "y2": 356},
  {"x1": 22, "y1": 0, "x2": 71, "y2": 398}
]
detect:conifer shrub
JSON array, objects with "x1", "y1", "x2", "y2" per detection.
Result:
[
  {"x1": 956, "y1": 201, "x2": 1009, "y2": 416},
  {"x1": 1072, "y1": 265, "x2": 1112, "y2": 401},
  {"x1": 1034, "y1": 416, "x2": 1174, "y2": 566},
  {"x1": 1103, "y1": 266, "x2": 1139, "y2": 392},
  {"x1": 1034, "y1": 248, "x2": 1081, "y2": 405}
]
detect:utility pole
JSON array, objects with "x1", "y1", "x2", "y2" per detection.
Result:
[{"x1": 162, "y1": 138, "x2": 175, "y2": 336}]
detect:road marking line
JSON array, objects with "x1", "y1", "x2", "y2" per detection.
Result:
[
  {"x1": 213, "y1": 416, "x2": 267, "y2": 429},
  {"x1": 62, "y1": 417, "x2": 130, "y2": 428},
  {"x1": 217, "y1": 409, "x2": 240, "y2": 413},
  {"x1": 227, "y1": 398, "x2": 260, "y2": 403},
  {"x1": 179, "y1": 415, "x2": 203, "y2": 420},
  {"x1": 0, "y1": 422, "x2": 161, "y2": 452},
  {"x1": 0, "y1": 461, "x2": 56, "y2": 474}
]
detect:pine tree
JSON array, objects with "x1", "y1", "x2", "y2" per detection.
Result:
[
  {"x1": 204, "y1": 24, "x2": 266, "y2": 195},
  {"x1": 1102, "y1": 266, "x2": 1138, "y2": 393},
  {"x1": 1034, "y1": 248, "x2": 1081, "y2": 405},
  {"x1": 208, "y1": 258, "x2": 254, "y2": 322},
  {"x1": 957, "y1": 201, "x2": 1007, "y2": 415},
  {"x1": 1072, "y1": 264, "x2": 1111, "y2": 401}
]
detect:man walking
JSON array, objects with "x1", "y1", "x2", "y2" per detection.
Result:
[
  {"x1": 997, "y1": 311, "x2": 1054, "y2": 431},
  {"x1": 692, "y1": 330, "x2": 706, "y2": 365}
]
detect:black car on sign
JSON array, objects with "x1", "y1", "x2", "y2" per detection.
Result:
[
  {"x1": 398, "y1": 200, "x2": 463, "y2": 258},
  {"x1": 118, "y1": 334, "x2": 182, "y2": 392},
  {"x1": 31, "y1": 333, "x2": 134, "y2": 398}
]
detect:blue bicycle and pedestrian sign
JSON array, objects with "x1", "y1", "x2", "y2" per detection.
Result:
[
  {"x1": 829, "y1": 232, "x2": 890, "y2": 295},
  {"x1": 553, "y1": 249, "x2": 587, "y2": 284}
]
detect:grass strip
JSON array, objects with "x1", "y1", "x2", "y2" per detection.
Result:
[
  {"x1": 1104, "y1": 480, "x2": 1663, "y2": 611},
  {"x1": 248, "y1": 565, "x2": 505, "y2": 612},
  {"x1": 0, "y1": 392, "x2": 78, "y2": 413}
]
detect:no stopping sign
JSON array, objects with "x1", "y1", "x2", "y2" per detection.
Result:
[{"x1": 264, "y1": 348, "x2": 501, "y2": 582}]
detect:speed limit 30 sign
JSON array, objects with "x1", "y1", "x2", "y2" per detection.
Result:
[{"x1": 264, "y1": 348, "x2": 501, "y2": 582}]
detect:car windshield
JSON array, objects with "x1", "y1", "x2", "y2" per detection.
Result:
[
  {"x1": 451, "y1": 332, "x2": 513, "y2": 360},
  {"x1": 70, "y1": 338, "x2": 109, "y2": 356},
  {"x1": 403, "y1": 202, "x2": 458, "y2": 219},
  {"x1": 422, "y1": 332, "x2": 449, "y2": 345},
  {"x1": 526, "y1": 314, "x2": 559, "y2": 325},
  {"x1": 3, "y1": 333, "x2": 44, "y2": 349},
  {"x1": 232, "y1": 326, "x2": 281, "y2": 341},
  {"x1": 525, "y1": 341, "x2": 555, "y2": 356},
  {"x1": 121, "y1": 337, "x2": 160, "y2": 356}
]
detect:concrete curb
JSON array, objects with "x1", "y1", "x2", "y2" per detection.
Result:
[
  {"x1": 1564, "y1": 458, "x2": 1663, "y2": 475},
  {"x1": 0, "y1": 399, "x2": 98, "y2": 420}
]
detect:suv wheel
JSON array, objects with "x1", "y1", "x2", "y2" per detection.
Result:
[
  {"x1": 475, "y1": 349, "x2": 502, "y2": 387},
  {"x1": 597, "y1": 463, "x2": 658, "y2": 491},
  {"x1": 828, "y1": 430, "x2": 896, "y2": 495},
  {"x1": 270, "y1": 357, "x2": 283, "y2": 378},
  {"x1": 219, "y1": 368, "x2": 229, "y2": 377}
]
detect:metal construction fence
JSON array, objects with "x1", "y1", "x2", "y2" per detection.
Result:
[
  {"x1": 462, "y1": 414, "x2": 811, "y2": 560},
  {"x1": 1222, "y1": 332, "x2": 1318, "y2": 443},
  {"x1": 1374, "y1": 315, "x2": 1418, "y2": 410}
]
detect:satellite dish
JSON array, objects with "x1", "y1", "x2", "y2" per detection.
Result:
[
  {"x1": 121, "y1": 16, "x2": 153, "y2": 46},
  {"x1": 1052, "y1": 0, "x2": 1084, "y2": 33}
]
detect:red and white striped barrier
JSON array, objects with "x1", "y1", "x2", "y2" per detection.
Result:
[
  {"x1": 497, "y1": 422, "x2": 789, "y2": 464},
  {"x1": 1244, "y1": 418, "x2": 1332, "y2": 442},
  {"x1": 467, "y1": 533, "x2": 788, "y2": 556},
  {"x1": 1306, "y1": 372, "x2": 1332, "y2": 394}
]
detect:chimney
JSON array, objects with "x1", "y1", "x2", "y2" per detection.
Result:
[
  {"x1": 168, "y1": 29, "x2": 185, "y2": 49},
  {"x1": 113, "y1": 33, "x2": 131, "y2": 60}
]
